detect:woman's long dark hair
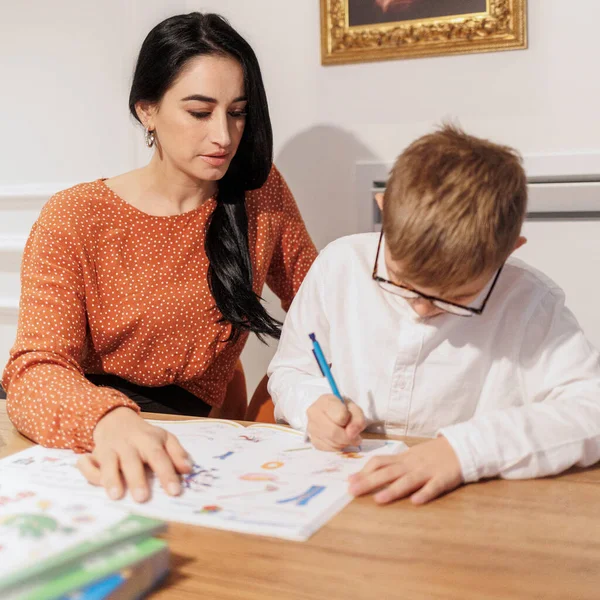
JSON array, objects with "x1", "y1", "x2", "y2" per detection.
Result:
[{"x1": 129, "y1": 12, "x2": 281, "y2": 343}]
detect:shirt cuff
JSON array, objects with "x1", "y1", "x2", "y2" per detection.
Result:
[
  {"x1": 438, "y1": 422, "x2": 488, "y2": 483},
  {"x1": 273, "y1": 379, "x2": 331, "y2": 432}
]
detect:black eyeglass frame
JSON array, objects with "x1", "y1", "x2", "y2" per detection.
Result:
[{"x1": 371, "y1": 231, "x2": 503, "y2": 317}]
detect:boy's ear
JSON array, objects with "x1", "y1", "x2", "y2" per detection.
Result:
[
  {"x1": 512, "y1": 236, "x2": 527, "y2": 252},
  {"x1": 375, "y1": 192, "x2": 384, "y2": 211}
]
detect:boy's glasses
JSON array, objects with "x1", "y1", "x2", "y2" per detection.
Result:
[{"x1": 372, "y1": 231, "x2": 503, "y2": 317}]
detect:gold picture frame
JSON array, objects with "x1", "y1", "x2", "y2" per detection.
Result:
[{"x1": 320, "y1": 0, "x2": 527, "y2": 65}]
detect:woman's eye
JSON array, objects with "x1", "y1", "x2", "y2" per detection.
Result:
[{"x1": 189, "y1": 110, "x2": 246, "y2": 119}]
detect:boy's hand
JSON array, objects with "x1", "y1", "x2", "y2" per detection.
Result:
[
  {"x1": 348, "y1": 436, "x2": 463, "y2": 504},
  {"x1": 307, "y1": 394, "x2": 366, "y2": 452}
]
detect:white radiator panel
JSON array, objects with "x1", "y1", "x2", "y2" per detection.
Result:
[{"x1": 527, "y1": 181, "x2": 600, "y2": 213}]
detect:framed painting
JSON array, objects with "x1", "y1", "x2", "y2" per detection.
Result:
[{"x1": 320, "y1": 0, "x2": 527, "y2": 65}]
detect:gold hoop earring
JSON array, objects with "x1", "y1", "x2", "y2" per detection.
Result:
[{"x1": 144, "y1": 128, "x2": 155, "y2": 148}]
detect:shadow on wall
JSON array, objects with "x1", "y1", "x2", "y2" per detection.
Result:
[
  {"x1": 275, "y1": 125, "x2": 379, "y2": 250},
  {"x1": 241, "y1": 126, "x2": 379, "y2": 399}
]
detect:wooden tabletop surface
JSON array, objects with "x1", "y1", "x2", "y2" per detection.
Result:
[{"x1": 1, "y1": 401, "x2": 600, "y2": 600}]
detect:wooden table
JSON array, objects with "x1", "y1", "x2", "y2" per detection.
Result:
[{"x1": 1, "y1": 402, "x2": 600, "y2": 599}]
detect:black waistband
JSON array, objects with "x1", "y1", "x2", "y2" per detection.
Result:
[{"x1": 85, "y1": 374, "x2": 211, "y2": 417}]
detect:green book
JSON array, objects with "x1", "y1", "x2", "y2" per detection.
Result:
[
  {"x1": 13, "y1": 537, "x2": 169, "y2": 600},
  {"x1": 57, "y1": 541, "x2": 169, "y2": 600},
  {"x1": 0, "y1": 481, "x2": 166, "y2": 598}
]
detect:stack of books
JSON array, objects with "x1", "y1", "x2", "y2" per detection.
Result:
[{"x1": 0, "y1": 480, "x2": 169, "y2": 600}]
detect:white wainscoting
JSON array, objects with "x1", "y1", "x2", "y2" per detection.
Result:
[{"x1": 0, "y1": 184, "x2": 71, "y2": 368}]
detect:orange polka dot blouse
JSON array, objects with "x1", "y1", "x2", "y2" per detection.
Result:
[{"x1": 2, "y1": 166, "x2": 317, "y2": 453}]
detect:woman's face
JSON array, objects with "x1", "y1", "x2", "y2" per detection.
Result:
[{"x1": 140, "y1": 54, "x2": 247, "y2": 182}]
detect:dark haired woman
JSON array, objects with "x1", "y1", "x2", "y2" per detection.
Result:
[{"x1": 2, "y1": 13, "x2": 316, "y2": 503}]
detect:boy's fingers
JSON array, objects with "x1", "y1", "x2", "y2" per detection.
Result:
[
  {"x1": 411, "y1": 477, "x2": 445, "y2": 505},
  {"x1": 349, "y1": 463, "x2": 406, "y2": 496},
  {"x1": 374, "y1": 471, "x2": 427, "y2": 504},
  {"x1": 355, "y1": 454, "x2": 397, "y2": 476},
  {"x1": 345, "y1": 402, "x2": 367, "y2": 439},
  {"x1": 308, "y1": 395, "x2": 359, "y2": 450},
  {"x1": 320, "y1": 419, "x2": 353, "y2": 448},
  {"x1": 310, "y1": 433, "x2": 341, "y2": 452},
  {"x1": 310, "y1": 422, "x2": 348, "y2": 450},
  {"x1": 308, "y1": 416, "x2": 347, "y2": 450},
  {"x1": 324, "y1": 397, "x2": 352, "y2": 427},
  {"x1": 412, "y1": 471, "x2": 462, "y2": 505}
]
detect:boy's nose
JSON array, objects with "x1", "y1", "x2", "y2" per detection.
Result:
[{"x1": 408, "y1": 297, "x2": 443, "y2": 318}]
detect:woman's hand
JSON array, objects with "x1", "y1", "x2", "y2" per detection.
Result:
[{"x1": 77, "y1": 407, "x2": 193, "y2": 502}]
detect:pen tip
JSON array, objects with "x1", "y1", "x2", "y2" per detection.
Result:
[{"x1": 309, "y1": 333, "x2": 316, "y2": 341}]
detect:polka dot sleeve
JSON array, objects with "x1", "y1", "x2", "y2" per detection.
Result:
[
  {"x1": 2, "y1": 214, "x2": 140, "y2": 453},
  {"x1": 264, "y1": 168, "x2": 318, "y2": 311}
]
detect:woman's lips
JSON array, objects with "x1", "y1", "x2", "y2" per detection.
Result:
[{"x1": 200, "y1": 154, "x2": 229, "y2": 167}]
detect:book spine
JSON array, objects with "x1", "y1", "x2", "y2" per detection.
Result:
[{"x1": 28, "y1": 537, "x2": 169, "y2": 600}]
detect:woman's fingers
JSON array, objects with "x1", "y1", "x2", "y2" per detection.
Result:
[
  {"x1": 118, "y1": 446, "x2": 150, "y2": 502},
  {"x1": 76, "y1": 454, "x2": 102, "y2": 486},
  {"x1": 142, "y1": 442, "x2": 182, "y2": 497},
  {"x1": 164, "y1": 432, "x2": 193, "y2": 474},
  {"x1": 96, "y1": 449, "x2": 124, "y2": 500}
]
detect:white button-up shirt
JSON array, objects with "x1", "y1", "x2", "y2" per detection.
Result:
[{"x1": 268, "y1": 233, "x2": 600, "y2": 483}]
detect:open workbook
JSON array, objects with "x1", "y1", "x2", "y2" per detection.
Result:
[{"x1": 0, "y1": 419, "x2": 407, "y2": 541}]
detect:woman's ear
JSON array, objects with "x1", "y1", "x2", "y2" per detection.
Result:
[
  {"x1": 375, "y1": 192, "x2": 384, "y2": 211},
  {"x1": 135, "y1": 100, "x2": 156, "y2": 130}
]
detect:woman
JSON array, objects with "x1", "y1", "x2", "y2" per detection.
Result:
[{"x1": 2, "y1": 13, "x2": 317, "y2": 503}]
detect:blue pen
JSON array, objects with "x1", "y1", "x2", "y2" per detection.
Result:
[
  {"x1": 309, "y1": 333, "x2": 361, "y2": 450},
  {"x1": 309, "y1": 333, "x2": 343, "y2": 401}
]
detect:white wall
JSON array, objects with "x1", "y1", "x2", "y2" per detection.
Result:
[
  {"x1": 0, "y1": 0, "x2": 189, "y2": 375},
  {"x1": 2, "y1": 1, "x2": 600, "y2": 398},
  {"x1": 190, "y1": 0, "x2": 600, "y2": 394}
]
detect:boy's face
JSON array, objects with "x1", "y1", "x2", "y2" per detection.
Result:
[
  {"x1": 373, "y1": 193, "x2": 527, "y2": 319},
  {"x1": 382, "y1": 243, "x2": 495, "y2": 318}
]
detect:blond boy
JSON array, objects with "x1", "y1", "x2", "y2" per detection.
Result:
[{"x1": 268, "y1": 125, "x2": 600, "y2": 505}]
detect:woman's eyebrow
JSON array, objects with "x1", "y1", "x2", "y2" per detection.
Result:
[{"x1": 181, "y1": 94, "x2": 247, "y2": 102}]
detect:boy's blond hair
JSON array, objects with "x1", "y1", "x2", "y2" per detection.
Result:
[{"x1": 382, "y1": 125, "x2": 527, "y2": 290}]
